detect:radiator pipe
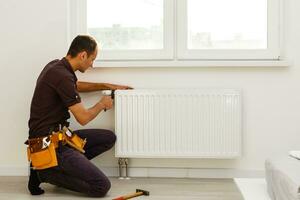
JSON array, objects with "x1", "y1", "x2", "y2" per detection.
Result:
[
  {"x1": 118, "y1": 158, "x2": 125, "y2": 179},
  {"x1": 125, "y1": 158, "x2": 130, "y2": 179},
  {"x1": 118, "y1": 158, "x2": 130, "y2": 179}
]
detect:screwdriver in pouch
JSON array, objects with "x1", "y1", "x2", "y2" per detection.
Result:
[{"x1": 58, "y1": 132, "x2": 63, "y2": 153}]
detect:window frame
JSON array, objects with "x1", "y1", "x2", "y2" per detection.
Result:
[{"x1": 68, "y1": 0, "x2": 286, "y2": 67}]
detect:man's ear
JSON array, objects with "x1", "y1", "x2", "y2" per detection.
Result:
[{"x1": 79, "y1": 51, "x2": 87, "y2": 60}]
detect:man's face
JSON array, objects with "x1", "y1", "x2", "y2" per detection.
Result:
[{"x1": 79, "y1": 48, "x2": 98, "y2": 72}]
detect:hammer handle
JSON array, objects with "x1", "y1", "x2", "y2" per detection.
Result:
[{"x1": 113, "y1": 191, "x2": 143, "y2": 200}]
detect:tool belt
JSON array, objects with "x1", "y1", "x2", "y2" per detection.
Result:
[{"x1": 25, "y1": 127, "x2": 86, "y2": 170}]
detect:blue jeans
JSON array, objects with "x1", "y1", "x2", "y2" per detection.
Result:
[{"x1": 37, "y1": 129, "x2": 116, "y2": 197}]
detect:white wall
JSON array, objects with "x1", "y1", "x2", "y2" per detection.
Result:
[{"x1": 1, "y1": 0, "x2": 300, "y2": 176}]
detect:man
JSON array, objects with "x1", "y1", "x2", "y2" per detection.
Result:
[{"x1": 27, "y1": 35, "x2": 132, "y2": 197}]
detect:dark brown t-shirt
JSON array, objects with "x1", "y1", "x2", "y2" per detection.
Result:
[{"x1": 28, "y1": 58, "x2": 81, "y2": 138}]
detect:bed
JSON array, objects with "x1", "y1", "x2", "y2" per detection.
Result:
[{"x1": 265, "y1": 156, "x2": 300, "y2": 200}]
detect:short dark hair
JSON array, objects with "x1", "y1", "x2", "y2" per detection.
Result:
[{"x1": 67, "y1": 35, "x2": 97, "y2": 58}]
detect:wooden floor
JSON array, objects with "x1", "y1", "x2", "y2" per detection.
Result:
[{"x1": 0, "y1": 177, "x2": 244, "y2": 200}]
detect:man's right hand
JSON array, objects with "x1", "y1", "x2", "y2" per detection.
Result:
[
  {"x1": 69, "y1": 95, "x2": 113, "y2": 126},
  {"x1": 100, "y1": 96, "x2": 113, "y2": 110}
]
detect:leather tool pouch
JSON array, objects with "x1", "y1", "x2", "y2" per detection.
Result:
[
  {"x1": 27, "y1": 136, "x2": 58, "y2": 170},
  {"x1": 66, "y1": 133, "x2": 86, "y2": 153}
]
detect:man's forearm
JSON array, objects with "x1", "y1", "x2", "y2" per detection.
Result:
[
  {"x1": 86, "y1": 101, "x2": 106, "y2": 123},
  {"x1": 77, "y1": 81, "x2": 112, "y2": 92}
]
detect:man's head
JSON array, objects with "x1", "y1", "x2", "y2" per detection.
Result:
[{"x1": 67, "y1": 35, "x2": 98, "y2": 72}]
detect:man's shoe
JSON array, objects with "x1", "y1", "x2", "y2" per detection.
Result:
[{"x1": 28, "y1": 167, "x2": 44, "y2": 195}]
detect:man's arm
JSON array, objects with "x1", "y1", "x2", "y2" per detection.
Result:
[
  {"x1": 77, "y1": 81, "x2": 132, "y2": 92},
  {"x1": 69, "y1": 96, "x2": 113, "y2": 126}
]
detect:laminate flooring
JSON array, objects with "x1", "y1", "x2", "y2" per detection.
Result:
[{"x1": 0, "y1": 177, "x2": 244, "y2": 200}]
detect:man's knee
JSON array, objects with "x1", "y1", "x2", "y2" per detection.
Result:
[
  {"x1": 88, "y1": 178, "x2": 111, "y2": 197},
  {"x1": 105, "y1": 130, "x2": 116, "y2": 146},
  {"x1": 109, "y1": 131, "x2": 117, "y2": 144}
]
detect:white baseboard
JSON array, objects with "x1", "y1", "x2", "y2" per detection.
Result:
[
  {"x1": 0, "y1": 165, "x2": 264, "y2": 178},
  {"x1": 101, "y1": 167, "x2": 265, "y2": 178}
]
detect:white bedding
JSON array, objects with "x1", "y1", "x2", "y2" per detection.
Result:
[
  {"x1": 289, "y1": 151, "x2": 300, "y2": 160},
  {"x1": 265, "y1": 157, "x2": 300, "y2": 200}
]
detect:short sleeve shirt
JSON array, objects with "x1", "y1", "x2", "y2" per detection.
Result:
[{"x1": 28, "y1": 58, "x2": 81, "y2": 138}]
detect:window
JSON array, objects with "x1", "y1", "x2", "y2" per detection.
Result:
[
  {"x1": 69, "y1": 0, "x2": 173, "y2": 60},
  {"x1": 187, "y1": 0, "x2": 267, "y2": 50},
  {"x1": 177, "y1": 0, "x2": 280, "y2": 60},
  {"x1": 68, "y1": 0, "x2": 281, "y2": 66},
  {"x1": 88, "y1": 0, "x2": 164, "y2": 50}
]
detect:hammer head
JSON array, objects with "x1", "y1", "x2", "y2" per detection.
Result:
[{"x1": 136, "y1": 189, "x2": 150, "y2": 196}]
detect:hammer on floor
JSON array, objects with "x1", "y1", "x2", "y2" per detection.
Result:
[{"x1": 112, "y1": 189, "x2": 150, "y2": 200}]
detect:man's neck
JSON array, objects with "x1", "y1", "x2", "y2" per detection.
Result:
[{"x1": 65, "y1": 55, "x2": 78, "y2": 72}]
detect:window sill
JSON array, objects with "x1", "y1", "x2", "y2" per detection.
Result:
[{"x1": 93, "y1": 60, "x2": 290, "y2": 68}]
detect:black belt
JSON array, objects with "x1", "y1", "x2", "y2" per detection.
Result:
[
  {"x1": 51, "y1": 121, "x2": 70, "y2": 132},
  {"x1": 27, "y1": 121, "x2": 70, "y2": 142}
]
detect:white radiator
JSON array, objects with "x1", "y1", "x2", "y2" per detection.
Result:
[{"x1": 115, "y1": 89, "x2": 242, "y2": 158}]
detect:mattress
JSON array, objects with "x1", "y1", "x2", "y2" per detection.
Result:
[{"x1": 265, "y1": 156, "x2": 300, "y2": 200}]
